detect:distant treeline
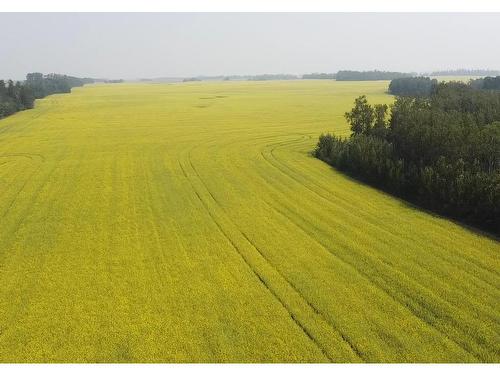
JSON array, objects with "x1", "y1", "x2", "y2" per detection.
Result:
[
  {"x1": 302, "y1": 73, "x2": 336, "y2": 80},
  {"x1": 389, "y1": 76, "x2": 500, "y2": 96},
  {"x1": 0, "y1": 73, "x2": 94, "y2": 119},
  {"x1": 183, "y1": 77, "x2": 202, "y2": 82},
  {"x1": 179, "y1": 70, "x2": 500, "y2": 83},
  {"x1": 246, "y1": 71, "x2": 415, "y2": 81},
  {"x1": 180, "y1": 70, "x2": 500, "y2": 83},
  {"x1": 104, "y1": 79, "x2": 124, "y2": 84},
  {"x1": 430, "y1": 69, "x2": 500, "y2": 77},
  {"x1": 248, "y1": 73, "x2": 343, "y2": 80},
  {"x1": 248, "y1": 74, "x2": 299, "y2": 81},
  {"x1": 336, "y1": 70, "x2": 413, "y2": 81},
  {"x1": 470, "y1": 76, "x2": 500, "y2": 90},
  {"x1": 185, "y1": 73, "x2": 337, "y2": 81},
  {"x1": 184, "y1": 71, "x2": 411, "y2": 82},
  {"x1": 315, "y1": 81, "x2": 500, "y2": 233}
]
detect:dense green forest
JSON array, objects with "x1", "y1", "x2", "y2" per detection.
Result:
[
  {"x1": 0, "y1": 79, "x2": 35, "y2": 118},
  {"x1": 315, "y1": 81, "x2": 500, "y2": 233},
  {"x1": 470, "y1": 76, "x2": 500, "y2": 90},
  {"x1": 389, "y1": 76, "x2": 500, "y2": 96},
  {"x1": 388, "y1": 77, "x2": 438, "y2": 97},
  {"x1": 336, "y1": 70, "x2": 413, "y2": 81},
  {"x1": 26, "y1": 73, "x2": 94, "y2": 98},
  {"x1": 0, "y1": 73, "x2": 93, "y2": 119}
]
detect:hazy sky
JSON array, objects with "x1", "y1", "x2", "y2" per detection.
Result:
[{"x1": 2, "y1": 13, "x2": 500, "y2": 80}]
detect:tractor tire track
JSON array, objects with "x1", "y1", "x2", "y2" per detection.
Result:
[
  {"x1": 260, "y1": 136, "x2": 499, "y2": 297},
  {"x1": 179, "y1": 158, "x2": 336, "y2": 362},
  {"x1": 182, "y1": 143, "x2": 366, "y2": 361},
  {"x1": 185, "y1": 133, "x2": 494, "y2": 361},
  {"x1": 267, "y1": 137, "x2": 500, "y2": 280},
  {"x1": 264, "y1": 137, "x2": 500, "y2": 302},
  {"x1": 177, "y1": 148, "x2": 363, "y2": 362},
  {"x1": 255, "y1": 138, "x2": 493, "y2": 361}
]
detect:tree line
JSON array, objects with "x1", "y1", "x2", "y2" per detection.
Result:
[
  {"x1": 185, "y1": 71, "x2": 409, "y2": 82},
  {"x1": 388, "y1": 77, "x2": 438, "y2": 97},
  {"x1": 315, "y1": 81, "x2": 500, "y2": 234},
  {"x1": 470, "y1": 76, "x2": 500, "y2": 90},
  {"x1": 429, "y1": 69, "x2": 500, "y2": 77},
  {"x1": 0, "y1": 80, "x2": 35, "y2": 118},
  {"x1": 389, "y1": 76, "x2": 500, "y2": 97},
  {"x1": 336, "y1": 70, "x2": 413, "y2": 81},
  {"x1": 243, "y1": 71, "x2": 411, "y2": 82},
  {"x1": 179, "y1": 71, "x2": 500, "y2": 83},
  {"x1": 248, "y1": 74, "x2": 299, "y2": 81},
  {"x1": 0, "y1": 73, "x2": 93, "y2": 119},
  {"x1": 302, "y1": 73, "x2": 336, "y2": 79}
]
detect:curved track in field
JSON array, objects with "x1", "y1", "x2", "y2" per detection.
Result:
[{"x1": 0, "y1": 81, "x2": 498, "y2": 362}]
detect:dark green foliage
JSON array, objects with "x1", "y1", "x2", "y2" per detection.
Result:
[
  {"x1": 388, "y1": 77, "x2": 438, "y2": 97},
  {"x1": 372, "y1": 104, "x2": 389, "y2": 138},
  {"x1": 344, "y1": 95, "x2": 375, "y2": 136},
  {"x1": 336, "y1": 70, "x2": 413, "y2": 81},
  {"x1": 430, "y1": 82, "x2": 500, "y2": 125},
  {"x1": 1, "y1": 73, "x2": 93, "y2": 120},
  {"x1": 25, "y1": 73, "x2": 45, "y2": 98},
  {"x1": 26, "y1": 73, "x2": 94, "y2": 99},
  {"x1": 344, "y1": 97, "x2": 389, "y2": 138},
  {"x1": 0, "y1": 79, "x2": 35, "y2": 119},
  {"x1": 483, "y1": 76, "x2": 500, "y2": 90},
  {"x1": 315, "y1": 82, "x2": 500, "y2": 233},
  {"x1": 470, "y1": 76, "x2": 500, "y2": 91}
]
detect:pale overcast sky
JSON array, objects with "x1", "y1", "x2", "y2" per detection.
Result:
[{"x1": 2, "y1": 13, "x2": 500, "y2": 80}]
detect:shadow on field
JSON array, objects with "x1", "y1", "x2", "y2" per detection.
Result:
[{"x1": 308, "y1": 151, "x2": 500, "y2": 242}]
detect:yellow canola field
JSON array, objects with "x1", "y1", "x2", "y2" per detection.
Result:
[{"x1": 0, "y1": 80, "x2": 498, "y2": 362}]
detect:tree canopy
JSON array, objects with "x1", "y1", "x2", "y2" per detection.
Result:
[
  {"x1": 1, "y1": 73, "x2": 94, "y2": 120},
  {"x1": 315, "y1": 81, "x2": 500, "y2": 233},
  {"x1": 336, "y1": 70, "x2": 413, "y2": 81},
  {"x1": 388, "y1": 77, "x2": 438, "y2": 97}
]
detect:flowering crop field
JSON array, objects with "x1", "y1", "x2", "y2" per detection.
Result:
[{"x1": 0, "y1": 80, "x2": 498, "y2": 362}]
